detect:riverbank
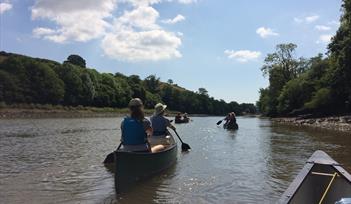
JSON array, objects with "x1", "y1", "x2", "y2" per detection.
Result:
[
  {"x1": 272, "y1": 115, "x2": 351, "y2": 133},
  {"x1": 0, "y1": 105, "x2": 178, "y2": 118}
]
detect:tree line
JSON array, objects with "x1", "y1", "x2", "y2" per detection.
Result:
[
  {"x1": 257, "y1": 0, "x2": 351, "y2": 117},
  {"x1": 0, "y1": 52, "x2": 256, "y2": 115}
]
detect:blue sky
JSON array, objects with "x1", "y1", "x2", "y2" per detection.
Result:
[{"x1": 0, "y1": 0, "x2": 342, "y2": 103}]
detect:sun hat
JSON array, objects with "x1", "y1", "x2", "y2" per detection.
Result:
[
  {"x1": 128, "y1": 98, "x2": 143, "y2": 107},
  {"x1": 155, "y1": 103, "x2": 167, "y2": 115}
]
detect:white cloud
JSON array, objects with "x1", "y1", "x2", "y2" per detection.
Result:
[
  {"x1": 0, "y1": 2, "x2": 12, "y2": 14},
  {"x1": 33, "y1": 27, "x2": 57, "y2": 37},
  {"x1": 316, "y1": 34, "x2": 333, "y2": 44},
  {"x1": 294, "y1": 15, "x2": 319, "y2": 23},
  {"x1": 328, "y1": 20, "x2": 340, "y2": 26},
  {"x1": 177, "y1": 0, "x2": 197, "y2": 4},
  {"x1": 224, "y1": 50, "x2": 261, "y2": 63},
  {"x1": 31, "y1": 0, "x2": 116, "y2": 43},
  {"x1": 101, "y1": 5, "x2": 182, "y2": 61},
  {"x1": 305, "y1": 15, "x2": 319, "y2": 23},
  {"x1": 31, "y1": 0, "x2": 186, "y2": 61},
  {"x1": 162, "y1": 14, "x2": 185, "y2": 24},
  {"x1": 116, "y1": 6, "x2": 160, "y2": 30},
  {"x1": 176, "y1": 31, "x2": 184, "y2": 36},
  {"x1": 315, "y1": 25, "x2": 331, "y2": 31},
  {"x1": 121, "y1": 0, "x2": 161, "y2": 6},
  {"x1": 102, "y1": 29, "x2": 181, "y2": 61},
  {"x1": 256, "y1": 27, "x2": 279, "y2": 38}
]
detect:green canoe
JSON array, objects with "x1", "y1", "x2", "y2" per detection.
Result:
[
  {"x1": 175, "y1": 118, "x2": 190, "y2": 124},
  {"x1": 114, "y1": 134, "x2": 178, "y2": 193},
  {"x1": 223, "y1": 122, "x2": 238, "y2": 130},
  {"x1": 279, "y1": 150, "x2": 351, "y2": 204}
]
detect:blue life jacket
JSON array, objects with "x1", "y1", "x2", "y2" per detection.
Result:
[
  {"x1": 122, "y1": 117, "x2": 147, "y2": 145},
  {"x1": 150, "y1": 115, "x2": 167, "y2": 136}
]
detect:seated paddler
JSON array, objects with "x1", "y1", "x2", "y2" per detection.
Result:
[
  {"x1": 150, "y1": 103, "x2": 176, "y2": 145},
  {"x1": 120, "y1": 98, "x2": 165, "y2": 153},
  {"x1": 120, "y1": 98, "x2": 153, "y2": 152}
]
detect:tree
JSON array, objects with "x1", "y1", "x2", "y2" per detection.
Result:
[
  {"x1": 0, "y1": 51, "x2": 257, "y2": 115},
  {"x1": 328, "y1": 0, "x2": 351, "y2": 112},
  {"x1": 144, "y1": 75, "x2": 160, "y2": 94},
  {"x1": 26, "y1": 62, "x2": 65, "y2": 104},
  {"x1": 57, "y1": 63, "x2": 83, "y2": 105},
  {"x1": 277, "y1": 76, "x2": 314, "y2": 114},
  {"x1": 65, "y1": 54, "x2": 86, "y2": 68},
  {"x1": 258, "y1": 43, "x2": 306, "y2": 116},
  {"x1": 198, "y1": 88, "x2": 208, "y2": 96},
  {"x1": 0, "y1": 70, "x2": 21, "y2": 103},
  {"x1": 261, "y1": 43, "x2": 303, "y2": 80},
  {"x1": 80, "y1": 73, "x2": 95, "y2": 105},
  {"x1": 167, "y1": 79, "x2": 173, "y2": 84}
]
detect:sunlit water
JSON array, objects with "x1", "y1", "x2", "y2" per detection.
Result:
[{"x1": 0, "y1": 117, "x2": 350, "y2": 204}]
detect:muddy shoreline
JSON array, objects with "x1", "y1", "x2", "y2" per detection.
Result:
[
  {"x1": 272, "y1": 115, "x2": 351, "y2": 133},
  {"x1": 0, "y1": 108, "x2": 218, "y2": 119},
  {"x1": 0, "y1": 108, "x2": 130, "y2": 118}
]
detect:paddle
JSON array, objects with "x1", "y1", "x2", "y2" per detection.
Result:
[
  {"x1": 103, "y1": 143, "x2": 122, "y2": 164},
  {"x1": 172, "y1": 129, "x2": 191, "y2": 151},
  {"x1": 216, "y1": 118, "x2": 226, "y2": 125}
]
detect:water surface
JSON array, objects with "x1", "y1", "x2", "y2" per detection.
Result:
[{"x1": 0, "y1": 117, "x2": 350, "y2": 203}]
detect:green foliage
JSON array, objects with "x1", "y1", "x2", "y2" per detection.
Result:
[
  {"x1": 327, "y1": 0, "x2": 351, "y2": 111},
  {"x1": 0, "y1": 70, "x2": 21, "y2": 103},
  {"x1": 258, "y1": 0, "x2": 351, "y2": 116},
  {"x1": 0, "y1": 51, "x2": 256, "y2": 115},
  {"x1": 258, "y1": 43, "x2": 309, "y2": 116},
  {"x1": 144, "y1": 75, "x2": 160, "y2": 94},
  {"x1": 304, "y1": 88, "x2": 332, "y2": 110},
  {"x1": 277, "y1": 76, "x2": 314, "y2": 114},
  {"x1": 198, "y1": 88, "x2": 208, "y2": 96},
  {"x1": 65, "y1": 54, "x2": 86, "y2": 68}
]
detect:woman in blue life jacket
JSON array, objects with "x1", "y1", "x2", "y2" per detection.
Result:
[
  {"x1": 150, "y1": 103, "x2": 176, "y2": 146},
  {"x1": 120, "y1": 98, "x2": 164, "y2": 153}
]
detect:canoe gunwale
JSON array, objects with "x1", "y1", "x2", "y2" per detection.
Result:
[
  {"x1": 117, "y1": 142, "x2": 177, "y2": 156},
  {"x1": 278, "y1": 150, "x2": 351, "y2": 204},
  {"x1": 116, "y1": 132, "x2": 178, "y2": 156}
]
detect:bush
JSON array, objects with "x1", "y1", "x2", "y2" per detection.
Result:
[{"x1": 304, "y1": 88, "x2": 332, "y2": 110}]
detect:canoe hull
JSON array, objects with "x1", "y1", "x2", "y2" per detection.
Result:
[
  {"x1": 114, "y1": 140, "x2": 177, "y2": 193},
  {"x1": 279, "y1": 150, "x2": 351, "y2": 204},
  {"x1": 175, "y1": 118, "x2": 189, "y2": 124},
  {"x1": 223, "y1": 123, "x2": 238, "y2": 130}
]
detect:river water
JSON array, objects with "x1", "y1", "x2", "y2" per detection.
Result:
[{"x1": 0, "y1": 117, "x2": 350, "y2": 204}]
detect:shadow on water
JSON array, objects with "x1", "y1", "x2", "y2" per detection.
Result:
[{"x1": 102, "y1": 161, "x2": 178, "y2": 204}]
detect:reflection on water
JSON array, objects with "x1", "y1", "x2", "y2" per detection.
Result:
[{"x1": 0, "y1": 117, "x2": 350, "y2": 203}]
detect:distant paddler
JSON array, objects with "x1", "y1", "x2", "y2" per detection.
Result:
[
  {"x1": 217, "y1": 112, "x2": 239, "y2": 130},
  {"x1": 174, "y1": 112, "x2": 190, "y2": 124}
]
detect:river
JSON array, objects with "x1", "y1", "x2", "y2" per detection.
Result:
[{"x1": 0, "y1": 117, "x2": 350, "y2": 203}]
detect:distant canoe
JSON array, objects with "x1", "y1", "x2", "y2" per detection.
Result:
[
  {"x1": 223, "y1": 122, "x2": 238, "y2": 130},
  {"x1": 175, "y1": 118, "x2": 190, "y2": 124},
  {"x1": 278, "y1": 150, "x2": 351, "y2": 204},
  {"x1": 114, "y1": 134, "x2": 178, "y2": 193}
]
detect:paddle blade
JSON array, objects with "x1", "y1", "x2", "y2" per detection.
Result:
[
  {"x1": 181, "y1": 143, "x2": 191, "y2": 151},
  {"x1": 216, "y1": 120, "x2": 223, "y2": 125},
  {"x1": 103, "y1": 152, "x2": 115, "y2": 164}
]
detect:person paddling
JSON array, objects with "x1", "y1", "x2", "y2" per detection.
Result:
[
  {"x1": 175, "y1": 113, "x2": 182, "y2": 123},
  {"x1": 224, "y1": 112, "x2": 238, "y2": 129},
  {"x1": 150, "y1": 103, "x2": 176, "y2": 145},
  {"x1": 120, "y1": 98, "x2": 164, "y2": 153}
]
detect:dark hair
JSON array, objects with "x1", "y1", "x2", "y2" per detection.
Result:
[{"x1": 130, "y1": 105, "x2": 144, "y2": 121}]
